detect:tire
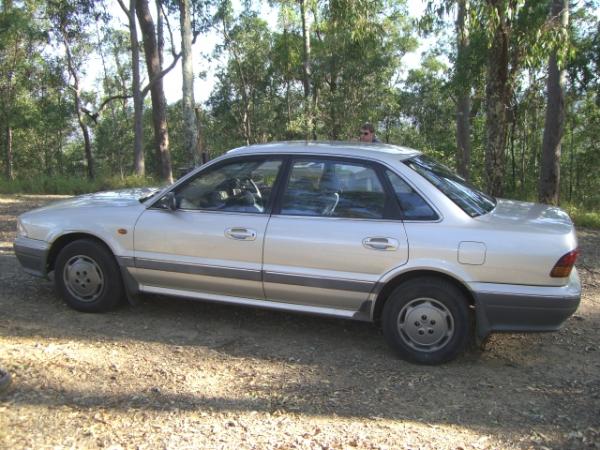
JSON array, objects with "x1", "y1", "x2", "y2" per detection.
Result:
[
  {"x1": 55, "y1": 239, "x2": 124, "y2": 313},
  {"x1": 382, "y1": 277, "x2": 471, "y2": 365}
]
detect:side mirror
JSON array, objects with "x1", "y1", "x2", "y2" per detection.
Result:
[{"x1": 159, "y1": 192, "x2": 178, "y2": 211}]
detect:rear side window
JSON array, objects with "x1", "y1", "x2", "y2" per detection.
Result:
[
  {"x1": 281, "y1": 160, "x2": 386, "y2": 219},
  {"x1": 386, "y1": 171, "x2": 439, "y2": 221}
]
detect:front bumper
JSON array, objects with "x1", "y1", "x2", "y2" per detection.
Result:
[
  {"x1": 471, "y1": 269, "x2": 581, "y2": 340},
  {"x1": 14, "y1": 236, "x2": 50, "y2": 278}
]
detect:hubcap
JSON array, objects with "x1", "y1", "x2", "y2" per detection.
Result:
[
  {"x1": 63, "y1": 255, "x2": 104, "y2": 303},
  {"x1": 397, "y1": 298, "x2": 454, "y2": 352}
]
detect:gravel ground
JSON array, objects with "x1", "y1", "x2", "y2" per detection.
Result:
[{"x1": 0, "y1": 194, "x2": 599, "y2": 450}]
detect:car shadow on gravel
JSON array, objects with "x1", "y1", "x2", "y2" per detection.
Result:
[
  {"x1": 3, "y1": 198, "x2": 600, "y2": 449},
  {"x1": 2, "y1": 256, "x2": 600, "y2": 438}
]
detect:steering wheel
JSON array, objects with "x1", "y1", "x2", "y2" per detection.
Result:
[{"x1": 239, "y1": 177, "x2": 261, "y2": 199}]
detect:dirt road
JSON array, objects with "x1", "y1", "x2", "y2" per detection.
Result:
[{"x1": 1, "y1": 194, "x2": 599, "y2": 449}]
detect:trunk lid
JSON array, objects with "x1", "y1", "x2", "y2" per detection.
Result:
[{"x1": 476, "y1": 199, "x2": 574, "y2": 235}]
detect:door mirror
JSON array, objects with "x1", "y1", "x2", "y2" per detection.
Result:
[{"x1": 158, "y1": 192, "x2": 178, "y2": 211}]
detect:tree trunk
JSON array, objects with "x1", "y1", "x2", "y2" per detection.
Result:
[
  {"x1": 329, "y1": 75, "x2": 339, "y2": 140},
  {"x1": 119, "y1": 0, "x2": 145, "y2": 176},
  {"x1": 484, "y1": 1, "x2": 510, "y2": 197},
  {"x1": 4, "y1": 126, "x2": 14, "y2": 181},
  {"x1": 80, "y1": 116, "x2": 94, "y2": 179},
  {"x1": 179, "y1": 0, "x2": 198, "y2": 164},
  {"x1": 300, "y1": 0, "x2": 312, "y2": 139},
  {"x1": 455, "y1": 0, "x2": 471, "y2": 181},
  {"x1": 156, "y1": 0, "x2": 164, "y2": 68},
  {"x1": 509, "y1": 107, "x2": 517, "y2": 191},
  {"x1": 539, "y1": 0, "x2": 568, "y2": 205},
  {"x1": 136, "y1": 0, "x2": 173, "y2": 183},
  {"x1": 195, "y1": 106, "x2": 208, "y2": 163},
  {"x1": 61, "y1": 28, "x2": 94, "y2": 179}
]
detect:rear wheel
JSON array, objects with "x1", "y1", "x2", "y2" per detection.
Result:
[
  {"x1": 382, "y1": 277, "x2": 470, "y2": 364},
  {"x1": 55, "y1": 239, "x2": 124, "y2": 312}
]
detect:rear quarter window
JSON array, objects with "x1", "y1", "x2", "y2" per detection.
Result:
[{"x1": 386, "y1": 170, "x2": 439, "y2": 221}]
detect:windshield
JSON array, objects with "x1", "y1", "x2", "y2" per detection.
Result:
[{"x1": 404, "y1": 155, "x2": 496, "y2": 217}]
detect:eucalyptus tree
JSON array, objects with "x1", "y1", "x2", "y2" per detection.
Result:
[
  {"x1": 0, "y1": 0, "x2": 47, "y2": 180},
  {"x1": 159, "y1": 0, "x2": 212, "y2": 164},
  {"x1": 423, "y1": 0, "x2": 481, "y2": 180},
  {"x1": 312, "y1": 0, "x2": 416, "y2": 140},
  {"x1": 92, "y1": 27, "x2": 137, "y2": 177},
  {"x1": 46, "y1": 0, "x2": 101, "y2": 179},
  {"x1": 394, "y1": 55, "x2": 456, "y2": 160},
  {"x1": 135, "y1": 0, "x2": 174, "y2": 183},
  {"x1": 538, "y1": 0, "x2": 569, "y2": 205},
  {"x1": 561, "y1": 6, "x2": 600, "y2": 207},
  {"x1": 213, "y1": 2, "x2": 277, "y2": 145},
  {"x1": 179, "y1": 0, "x2": 198, "y2": 163},
  {"x1": 274, "y1": 0, "x2": 314, "y2": 138},
  {"x1": 474, "y1": 0, "x2": 550, "y2": 196},
  {"x1": 454, "y1": 0, "x2": 472, "y2": 179},
  {"x1": 117, "y1": 0, "x2": 145, "y2": 176},
  {"x1": 299, "y1": 0, "x2": 313, "y2": 138}
]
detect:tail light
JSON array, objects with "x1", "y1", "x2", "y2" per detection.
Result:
[{"x1": 550, "y1": 249, "x2": 580, "y2": 278}]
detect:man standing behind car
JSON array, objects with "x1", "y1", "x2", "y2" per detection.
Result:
[{"x1": 359, "y1": 123, "x2": 380, "y2": 143}]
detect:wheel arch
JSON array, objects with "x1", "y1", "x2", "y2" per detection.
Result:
[
  {"x1": 372, "y1": 269, "x2": 476, "y2": 324},
  {"x1": 47, "y1": 232, "x2": 116, "y2": 273}
]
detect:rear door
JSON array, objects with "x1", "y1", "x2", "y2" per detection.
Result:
[{"x1": 263, "y1": 157, "x2": 409, "y2": 312}]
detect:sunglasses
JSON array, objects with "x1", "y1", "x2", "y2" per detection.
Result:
[{"x1": 360, "y1": 131, "x2": 371, "y2": 136}]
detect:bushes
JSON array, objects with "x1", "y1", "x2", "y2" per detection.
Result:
[
  {"x1": 1, "y1": 175, "x2": 599, "y2": 229},
  {"x1": 564, "y1": 204, "x2": 600, "y2": 229},
  {"x1": 0, "y1": 175, "x2": 157, "y2": 195}
]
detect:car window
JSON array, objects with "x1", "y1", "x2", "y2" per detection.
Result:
[
  {"x1": 404, "y1": 155, "x2": 496, "y2": 217},
  {"x1": 281, "y1": 160, "x2": 386, "y2": 219},
  {"x1": 174, "y1": 159, "x2": 282, "y2": 213},
  {"x1": 386, "y1": 170, "x2": 439, "y2": 221}
]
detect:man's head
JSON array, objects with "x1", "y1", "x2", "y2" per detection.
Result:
[{"x1": 359, "y1": 123, "x2": 376, "y2": 142}]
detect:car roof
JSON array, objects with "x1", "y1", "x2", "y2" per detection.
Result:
[{"x1": 226, "y1": 141, "x2": 421, "y2": 162}]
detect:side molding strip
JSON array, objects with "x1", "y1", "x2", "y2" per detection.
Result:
[
  {"x1": 135, "y1": 258, "x2": 262, "y2": 282},
  {"x1": 264, "y1": 271, "x2": 374, "y2": 293}
]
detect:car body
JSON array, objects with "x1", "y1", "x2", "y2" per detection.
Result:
[{"x1": 14, "y1": 141, "x2": 581, "y2": 364}]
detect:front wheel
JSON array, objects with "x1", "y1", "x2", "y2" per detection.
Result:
[
  {"x1": 55, "y1": 239, "x2": 124, "y2": 313},
  {"x1": 382, "y1": 277, "x2": 471, "y2": 364}
]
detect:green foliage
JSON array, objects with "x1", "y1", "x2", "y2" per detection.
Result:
[{"x1": 0, "y1": 0, "x2": 599, "y2": 220}]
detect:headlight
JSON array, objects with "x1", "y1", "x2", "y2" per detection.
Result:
[{"x1": 16, "y1": 219, "x2": 28, "y2": 238}]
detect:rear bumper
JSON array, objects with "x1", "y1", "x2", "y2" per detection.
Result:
[
  {"x1": 14, "y1": 237, "x2": 50, "y2": 278},
  {"x1": 471, "y1": 269, "x2": 581, "y2": 340}
]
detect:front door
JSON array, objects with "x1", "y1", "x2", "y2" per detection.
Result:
[{"x1": 132, "y1": 157, "x2": 283, "y2": 299}]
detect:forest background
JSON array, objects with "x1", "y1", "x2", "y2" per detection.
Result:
[{"x1": 1, "y1": 0, "x2": 599, "y2": 227}]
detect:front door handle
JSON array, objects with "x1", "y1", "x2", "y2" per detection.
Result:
[
  {"x1": 363, "y1": 237, "x2": 398, "y2": 251},
  {"x1": 225, "y1": 227, "x2": 257, "y2": 241}
]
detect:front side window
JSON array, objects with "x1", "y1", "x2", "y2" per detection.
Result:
[
  {"x1": 281, "y1": 160, "x2": 386, "y2": 219},
  {"x1": 173, "y1": 158, "x2": 282, "y2": 213},
  {"x1": 404, "y1": 155, "x2": 496, "y2": 217}
]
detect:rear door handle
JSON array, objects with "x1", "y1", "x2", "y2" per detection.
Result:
[
  {"x1": 363, "y1": 237, "x2": 398, "y2": 251},
  {"x1": 225, "y1": 227, "x2": 257, "y2": 241}
]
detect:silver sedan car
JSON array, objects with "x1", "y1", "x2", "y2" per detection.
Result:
[{"x1": 14, "y1": 142, "x2": 581, "y2": 364}]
